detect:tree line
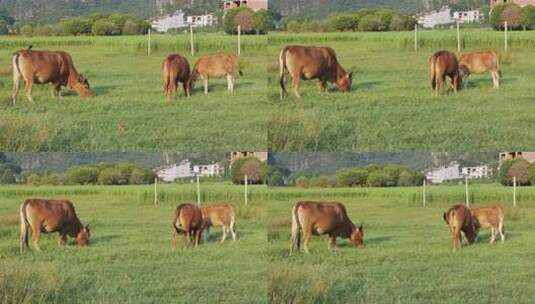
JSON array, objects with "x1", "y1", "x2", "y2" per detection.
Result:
[{"x1": 490, "y1": 3, "x2": 535, "y2": 30}]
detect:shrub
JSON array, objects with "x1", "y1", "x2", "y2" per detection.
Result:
[
  {"x1": 0, "y1": 169, "x2": 16, "y2": 184},
  {"x1": 122, "y1": 20, "x2": 139, "y2": 35},
  {"x1": 35, "y1": 25, "x2": 55, "y2": 36},
  {"x1": 224, "y1": 7, "x2": 250, "y2": 34},
  {"x1": 129, "y1": 168, "x2": 155, "y2": 185},
  {"x1": 253, "y1": 9, "x2": 271, "y2": 34},
  {"x1": 522, "y1": 5, "x2": 535, "y2": 30},
  {"x1": 231, "y1": 157, "x2": 265, "y2": 184},
  {"x1": 108, "y1": 13, "x2": 130, "y2": 32},
  {"x1": 234, "y1": 8, "x2": 255, "y2": 33},
  {"x1": 492, "y1": 3, "x2": 522, "y2": 30},
  {"x1": 98, "y1": 167, "x2": 128, "y2": 185},
  {"x1": 59, "y1": 17, "x2": 92, "y2": 35},
  {"x1": 336, "y1": 169, "x2": 368, "y2": 187},
  {"x1": 499, "y1": 159, "x2": 530, "y2": 185},
  {"x1": 20, "y1": 24, "x2": 33, "y2": 37},
  {"x1": 0, "y1": 20, "x2": 9, "y2": 35},
  {"x1": 66, "y1": 166, "x2": 99, "y2": 185},
  {"x1": 295, "y1": 176, "x2": 309, "y2": 188},
  {"x1": 92, "y1": 19, "x2": 118, "y2": 36},
  {"x1": 26, "y1": 173, "x2": 41, "y2": 186},
  {"x1": 286, "y1": 20, "x2": 301, "y2": 32},
  {"x1": 367, "y1": 170, "x2": 395, "y2": 187},
  {"x1": 358, "y1": 14, "x2": 382, "y2": 31},
  {"x1": 328, "y1": 13, "x2": 359, "y2": 31}
]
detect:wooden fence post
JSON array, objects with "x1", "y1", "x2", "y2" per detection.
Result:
[
  {"x1": 190, "y1": 24, "x2": 195, "y2": 56},
  {"x1": 414, "y1": 23, "x2": 418, "y2": 52},
  {"x1": 513, "y1": 176, "x2": 517, "y2": 208},
  {"x1": 244, "y1": 174, "x2": 248, "y2": 206},
  {"x1": 457, "y1": 22, "x2": 461, "y2": 53}
]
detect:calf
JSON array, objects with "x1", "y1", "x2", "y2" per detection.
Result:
[
  {"x1": 443, "y1": 204, "x2": 477, "y2": 251},
  {"x1": 20, "y1": 198, "x2": 90, "y2": 253},
  {"x1": 172, "y1": 203, "x2": 204, "y2": 247},
  {"x1": 429, "y1": 50, "x2": 462, "y2": 96},
  {"x1": 459, "y1": 51, "x2": 501, "y2": 89},
  {"x1": 201, "y1": 204, "x2": 237, "y2": 242},
  {"x1": 470, "y1": 206, "x2": 505, "y2": 243},
  {"x1": 162, "y1": 54, "x2": 192, "y2": 100},
  {"x1": 12, "y1": 46, "x2": 92, "y2": 104},
  {"x1": 191, "y1": 54, "x2": 242, "y2": 94},
  {"x1": 279, "y1": 45, "x2": 352, "y2": 98},
  {"x1": 290, "y1": 201, "x2": 363, "y2": 255}
]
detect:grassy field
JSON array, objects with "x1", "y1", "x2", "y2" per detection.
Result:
[
  {"x1": 0, "y1": 184, "x2": 267, "y2": 303},
  {"x1": 0, "y1": 34, "x2": 268, "y2": 151},
  {"x1": 268, "y1": 30, "x2": 535, "y2": 151},
  {"x1": 268, "y1": 184, "x2": 535, "y2": 303}
]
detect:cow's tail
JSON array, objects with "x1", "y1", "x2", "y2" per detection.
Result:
[
  {"x1": 289, "y1": 202, "x2": 302, "y2": 256},
  {"x1": 162, "y1": 60, "x2": 172, "y2": 94},
  {"x1": 430, "y1": 55, "x2": 437, "y2": 91},
  {"x1": 19, "y1": 200, "x2": 30, "y2": 254},
  {"x1": 279, "y1": 47, "x2": 289, "y2": 98},
  {"x1": 172, "y1": 205, "x2": 186, "y2": 233}
]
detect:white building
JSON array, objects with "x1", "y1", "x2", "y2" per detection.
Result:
[
  {"x1": 156, "y1": 160, "x2": 193, "y2": 182},
  {"x1": 453, "y1": 9, "x2": 483, "y2": 24},
  {"x1": 461, "y1": 165, "x2": 492, "y2": 179},
  {"x1": 187, "y1": 14, "x2": 217, "y2": 27},
  {"x1": 193, "y1": 163, "x2": 224, "y2": 177},
  {"x1": 417, "y1": 6, "x2": 455, "y2": 28},
  {"x1": 425, "y1": 162, "x2": 461, "y2": 184},
  {"x1": 150, "y1": 10, "x2": 187, "y2": 33}
]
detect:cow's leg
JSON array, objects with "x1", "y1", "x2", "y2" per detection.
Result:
[
  {"x1": 227, "y1": 74, "x2": 235, "y2": 93},
  {"x1": 195, "y1": 229, "x2": 202, "y2": 247},
  {"x1": 172, "y1": 228, "x2": 178, "y2": 249},
  {"x1": 489, "y1": 228, "x2": 496, "y2": 243},
  {"x1": 498, "y1": 222, "x2": 505, "y2": 243},
  {"x1": 31, "y1": 226, "x2": 42, "y2": 251},
  {"x1": 24, "y1": 79, "x2": 34, "y2": 103},
  {"x1": 57, "y1": 232, "x2": 66, "y2": 248},
  {"x1": 318, "y1": 80, "x2": 327, "y2": 95},
  {"x1": 221, "y1": 226, "x2": 228, "y2": 243},
  {"x1": 492, "y1": 71, "x2": 500, "y2": 89},
  {"x1": 302, "y1": 228, "x2": 311, "y2": 254},
  {"x1": 452, "y1": 228, "x2": 461, "y2": 251},
  {"x1": 182, "y1": 82, "x2": 189, "y2": 97},
  {"x1": 51, "y1": 84, "x2": 61, "y2": 98},
  {"x1": 230, "y1": 224, "x2": 237, "y2": 241},
  {"x1": 328, "y1": 236, "x2": 337, "y2": 252},
  {"x1": 204, "y1": 78, "x2": 209, "y2": 95},
  {"x1": 292, "y1": 76, "x2": 302, "y2": 98}
]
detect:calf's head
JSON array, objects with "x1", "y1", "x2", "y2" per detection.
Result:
[
  {"x1": 336, "y1": 72, "x2": 353, "y2": 93},
  {"x1": 73, "y1": 74, "x2": 93, "y2": 97},
  {"x1": 76, "y1": 224, "x2": 91, "y2": 247},
  {"x1": 350, "y1": 224, "x2": 364, "y2": 247}
]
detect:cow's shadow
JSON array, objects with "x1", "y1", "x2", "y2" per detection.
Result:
[
  {"x1": 89, "y1": 234, "x2": 120, "y2": 245},
  {"x1": 91, "y1": 85, "x2": 117, "y2": 96},
  {"x1": 192, "y1": 81, "x2": 254, "y2": 93}
]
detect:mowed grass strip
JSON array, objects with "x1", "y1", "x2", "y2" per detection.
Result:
[
  {"x1": 0, "y1": 34, "x2": 267, "y2": 151},
  {"x1": 0, "y1": 184, "x2": 267, "y2": 303},
  {"x1": 268, "y1": 185, "x2": 535, "y2": 303},
  {"x1": 268, "y1": 30, "x2": 535, "y2": 152}
]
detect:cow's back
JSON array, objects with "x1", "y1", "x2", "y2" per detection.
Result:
[
  {"x1": 285, "y1": 45, "x2": 337, "y2": 72},
  {"x1": 471, "y1": 206, "x2": 503, "y2": 229},
  {"x1": 194, "y1": 54, "x2": 238, "y2": 77},
  {"x1": 459, "y1": 51, "x2": 498, "y2": 73},
  {"x1": 202, "y1": 204, "x2": 234, "y2": 226},
  {"x1": 163, "y1": 54, "x2": 191, "y2": 80},
  {"x1": 296, "y1": 201, "x2": 349, "y2": 232}
]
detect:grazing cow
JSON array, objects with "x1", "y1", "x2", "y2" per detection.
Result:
[
  {"x1": 443, "y1": 204, "x2": 477, "y2": 251},
  {"x1": 201, "y1": 204, "x2": 237, "y2": 242},
  {"x1": 172, "y1": 203, "x2": 204, "y2": 247},
  {"x1": 279, "y1": 45, "x2": 353, "y2": 98},
  {"x1": 191, "y1": 54, "x2": 242, "y2": 94},
  {"x1": 429, "y1": 50, "x2": 462, "y2": 96},
  {"x1": 19, "y1": 198, "x2": 90, "y2": 254},
  {"x1": 470, "y1": 206, "x2": 505, "y2": 244},
  {"x1": 290, "y1": 201, "x2": 364, "y2": 255},
  {"x1": 12, "y1": 46, "x2": 92, "y2": 104},
  {"x1": 459, "y1": 51, "x2": 501, "y2": 89},
  {"x1": 162, "y1": 54, "x2": 192, "y2": 100}
]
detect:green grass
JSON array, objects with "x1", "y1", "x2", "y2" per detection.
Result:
[
  {"x1": 0, "y1": 34, "x2": 268, "y2": 151},
  {"x1": 268, "y1": 30, "x2": 535, "y2": 151},
  {"x1": 268, "y1": 184, "x2": 535, "y2": 303},
  {"x1": 0, "y1": 184, "x2": 267, "y2": 303}
]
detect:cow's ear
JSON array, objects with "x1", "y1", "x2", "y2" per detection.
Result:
[
  {"x1": 84, "y1": 224, "x2": 90, "y2": 231},
  {"x1": 348, "y1": 72, "x2": 353, "y2": 79},
  {"x1": 358, "y1": 224, "x2": 363, "y2": 232}
]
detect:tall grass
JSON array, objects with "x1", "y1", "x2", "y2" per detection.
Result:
[{"x1": 0, "y1": 262, "x2": 62, "y2": 304}]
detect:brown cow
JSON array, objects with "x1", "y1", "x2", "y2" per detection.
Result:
[
  {"x1": 191, "y1": 54, "x2": 242, "y2": 94},
  {"x1": 162, "y1": 54, "x2": 192, "y2": 100},
  {"x1": 279, "y1": 45, "x2": 353, "y2": 99},
  {"x1": 459, "y1": 51, "x2": 501, "y2": 89},
  {"x1": 429, "y1": 50, "x2": 462, "y2": 96},
  {"x1": 12, "y1": 46, "x2": 92, "y2": 104},
  {"x1": 172, "y1": 203, "x2": 204, "y2": 247},
  {"x1": 201, "y1": 204, "x2": 237, "y2": 242},
  {"x1": 290, "y1": 201, "x2": 363, "y2": 255},
  {"x1": 470, "y1": 206, "x2": 505, "y2": 244},
  {"x1": 443, "y1": 204, "x2": 477, "y2": 251},
  {"x1": 19, "y1": 198, "x2": 90, "y2": 254}
]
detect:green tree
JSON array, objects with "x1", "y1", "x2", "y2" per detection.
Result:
[
  {"x1": 26, "y1": 173, "x2": 41, "y2": 186},
  {"x1": 92, "y1": 19, "x2": 118, "y2": 36},
  {"x1": 328, "y1": 13, "x2": 358, "y2": 31},
  {"x1": 98, "y1": 167, "x2": 127, "y2": 185},
  {"x1": 521, "y1": 5, "x2": 535, "y2": 30},
  {"x1": 0, "y1": 169, "x2": 16, "y2": 184},
  {"x1": 253, "y1": 9, "x2": 271, "y2": 34},
  {"x1": 367, "y1": 170, "x2": 395, "y2": 187},
  {"x1": 231, "y1": 157, "x2": 264, "y2": 184},
  {"x1": 0, "y1": 20, "x2": 9, "y2": 35},
  {"x1": 20, "y1": 24, "x2": 33, "y2": 37},
  {"x1": 59, "y1": 17, "x2": 92, "y2": 36},
  {"x1": 286, "y1": 20, "x2": 301, "y2": 32},
  {"x1": 234, "y1": 8, "x2": 255, "y2": 33},
  {"x1": 122, "y1": 20, "x2": 139, "y2": 35},
  {"x1": 358, "y1": 14, "x2": 382, "y2": 31},
  {"x1": 67, "y1": 166, "x2": 99, "y2": 185},
  {"x1": 129, "y1": 168, "x2": 155, "y2": 185},
  {"x1": 499, "y1": 159, "x2": 530, "y2": 185},
  {"x1": 224, "y1": 7, "x2": 250, "y2": 34},
  {"x1": 336, "y1": 168, "x2": 368, "y2": 187},
  {"x1": 295, "y1": 176, "x2": 310, "y2": 188}
]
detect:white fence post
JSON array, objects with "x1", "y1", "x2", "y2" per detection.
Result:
[
  {"x1": 190, "y1": 24, "x2": 195, "y2": 56},
  {"x1": 196, "y1": 175, "x2": 201, "y2": 207},
  {"x1": 154, "y1": 177, "x2": 158, "y2": 207},
  {"x1": 423, "y1": 179, "x2": 427, "y2": 208},
  {"x1": 148, "y1": 28, "x2": 151, "y2": 56},
  {"x1": 504, "y1": 21, "x2": 509, "y2": 53},
  {"x1": 465, "y1": 175, "x2": 470, "y2": 207},
  {"x1": 513, "y1": 176, "x2": 517, "y2": 208},
  {"x1": 414, "y1": 23, "x2": 418, "y2": 52},
  {"x1": 244, "y1": 174, "x2": 248, "y2": 206},
  {"x1": 237, "y1": 25, "x2": 242, "y2": 56}
]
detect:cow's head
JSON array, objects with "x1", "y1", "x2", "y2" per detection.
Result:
[
  {"x1": 350, "y1": 224, "x2": 364, "y2": 247},
  {"x1": 76, "y1": 224, "x2": 91, "y2": 247},
  {"x1": 458, "y1": 64, "x2": 470, "y2": 80},
  {"x1": 73, "y1": 74, "x2": 93, "y2": 97},
  {"x1": 336, "y1": 72, "x2": 353, "y2": 93}
]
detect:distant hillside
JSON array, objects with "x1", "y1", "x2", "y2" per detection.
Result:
[
  {"x1": 270, "y1": 0, "x2": 486, "y2": 18},
  {"x1": 0, "y1": 0, "x2": 219, "y2": 23}
]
